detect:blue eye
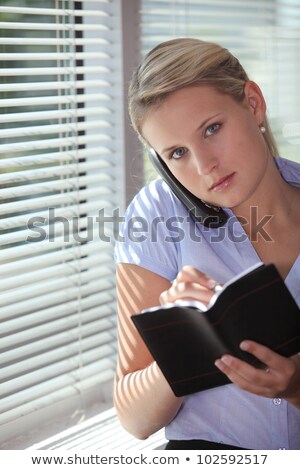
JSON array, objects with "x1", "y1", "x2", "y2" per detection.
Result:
[
  {"x1": 205, "y1": 123, "x2": 220, "y2": 137},
  {"x1": 171, "y1": 147, "x2": 187, "y2": 159}
]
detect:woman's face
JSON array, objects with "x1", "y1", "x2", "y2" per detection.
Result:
[{"x1": 141, "y1": 83, "x2": 271, "y2": 211}]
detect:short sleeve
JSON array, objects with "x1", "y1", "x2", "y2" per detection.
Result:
[{"x1": 114, "y1": 180, "x2": 180, "y2": 281}]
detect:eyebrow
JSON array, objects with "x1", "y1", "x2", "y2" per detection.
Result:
[{"x1": 160, "y1": 112, "x2": 222, "y2": 156}]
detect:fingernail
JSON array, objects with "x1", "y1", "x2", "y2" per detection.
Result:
[
  {"x1": 214, "y1": 359, "x2": 223, "y2": 369},
  {"x1": 240, "y1": 341, "x2": 250, "y2": 351},
  {"x1": 220, "y1": 355, "x2": 232, "y2": 366},
  {"x1": 207, "y1": 279, "x2": 217, "y2": 289}
]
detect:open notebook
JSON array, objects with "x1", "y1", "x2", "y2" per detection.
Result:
[{"x1": 132, "y1": 263, "x2": 300, "y2": 396}]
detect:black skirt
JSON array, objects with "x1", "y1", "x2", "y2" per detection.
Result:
[{"x1": 165, "y1": 439, "x2": 249, "y2": 450}]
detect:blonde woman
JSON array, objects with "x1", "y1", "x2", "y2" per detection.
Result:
[{"x1": 114, "y1": 38, "x2": 300, "y2": 450}]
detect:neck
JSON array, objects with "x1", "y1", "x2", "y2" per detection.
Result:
[{"x1": 232, "y1": 159, "x2": 299, "y2": 242}]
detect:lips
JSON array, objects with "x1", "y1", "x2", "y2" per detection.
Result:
[{"x1": 209, "y1": 173, "x2": 235, "y2": 192}]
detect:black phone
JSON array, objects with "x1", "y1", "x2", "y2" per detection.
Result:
[{"x1": 148, "y1": 148, "x2": 228, "y2": 228}]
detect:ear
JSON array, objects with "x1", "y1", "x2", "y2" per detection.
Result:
[{"x1": 243, "y1": 81, "x2": 266, "y2": 125}]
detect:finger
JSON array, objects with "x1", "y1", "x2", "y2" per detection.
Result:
[
  {"x1": 239, "y1": 341, "x2": 298, "y2": 393},
  {"x1": 215, "y1": 348, "x2": 298, "y2": 398},
  {"x1": 214, "y1": 357, "x2": 274, "y2": 396},
  {"x1": 175, "y1": 265, "x2": 217, "y2": 289},
  {"x1": 160, "y1": 281, "x2": 214, "y2": 305},
  {"x1": 160, "y1": 281, "x2": 213, "y2": 304},
  {"x1": 218, "y1": 354, "x2": 276, "y2": 387},
  {"x1": 240, "y1": 340, "x2": 291, "y2": 371}
]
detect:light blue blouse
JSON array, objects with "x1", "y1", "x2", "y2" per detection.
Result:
[{"x1": 114, "y1": 157, "x2": 300, "y2": 449}]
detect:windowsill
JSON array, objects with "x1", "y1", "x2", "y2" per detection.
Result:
[{"x1": 27, "y1": 407, "x2": 166, "y2": 450}]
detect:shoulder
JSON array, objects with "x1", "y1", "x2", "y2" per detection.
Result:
[
  {"x1": 137, "y1": 178, "x2": 180, "y2": 205},
  {"x1": 275, "y1": 156, "x2": 300, "y2": 187},
  {"x1": 125, "y1": 178, "x2": 187, "y2": 218},
  {"x1": 115, "y1": 178, "x2": 182, "y2": 281}
]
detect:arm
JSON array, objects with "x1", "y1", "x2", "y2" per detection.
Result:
[{"x1": 113, "y1": 263, "x2": 184, "y2": 440}]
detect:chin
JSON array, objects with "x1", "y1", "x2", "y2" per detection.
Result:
[{"x1": 215, "y1": 188, "x2": 254, "y2": 210}]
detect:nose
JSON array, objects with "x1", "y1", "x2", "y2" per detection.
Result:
[{"x1": 193, "y1": 150, "x2": 218, "y2": 176}]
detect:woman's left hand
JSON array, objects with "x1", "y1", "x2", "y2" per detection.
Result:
[{"x1": 215, "y1": 340, "x2": 300, "y2": 408}]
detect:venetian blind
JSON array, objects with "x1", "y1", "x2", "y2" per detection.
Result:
[
  {"x1": 0, "y1": 0, "x2": 123, "y2": 448},
  {"x1": 140, "y1": 0, "x2": 300, "y2": 163}
]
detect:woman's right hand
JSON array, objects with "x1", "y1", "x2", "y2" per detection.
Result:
[{"x1": 159, "y1": 265, "x2": 218, "y2": 306}]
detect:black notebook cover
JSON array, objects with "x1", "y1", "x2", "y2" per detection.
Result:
[{"x1": 131, "y1": 264, "x2": 300, "y2": 397}]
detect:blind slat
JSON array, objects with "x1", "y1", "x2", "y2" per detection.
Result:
[
  {"x1": 0, "y1": 209, "x2": 116, "y2": 246},
  {"x1": 1, "y1": 252, "x2": 112, "y2": 292},
  {"x1": 0, "y1": 79, "x2": 112, "y2": 93},
  {"x1": 1, "y1": 200, "x2": 114, "y2": 234},
  {"x1": 1, "y1": 296, "x2": 115, "y2": 347},
  {"x1": 0, "y1": 108, "x2": 112, "y2": 125},
  {"x1": 0, "y1": 38, "x2": 110, "y2": 47},
  {"x1": 0, "y1": 266, "x2": 112, "y2": 308},
  {"x1": 0, "y1": 171, "x2": 112, "y2": 200},
  {"x1": 0, "y1": 48, "x2": 113, "y2": 59},
  {"x1": 0, "y1": 22, "x2": 112, "y2": 31},
  {"x1": 0, "y1": 119, "x2": 113, "y2": 139},
  {"x1": 0, "y1": 147, "x2": 112, "y2": 170},
  {"x1": 0, "y1": 92, "x2": 111, "y2": 108},
  {"x1": 0, "y1": 303, "x2": 115, "y2": 365},
  {"x1": 0, "y1": 371, "x2": 115, "y2": 429},
  {"x1": 1, "y1": 277, "x2": 115, "y2": 322},
  {"x1": 0, "y1": 159, "x2": 113, "y2": 184},
  {"x1": 0, "y1": 5, "x2": 112, "y2": 17},
  {"x1": 0, "y1": 183, "x2": 112, "y2": 214},
  {"x1": 0, "y1": 360, "x2": 115, "y2": 418},
  {"x1": 1, "y1": 63, "x2": 112, "y2": 76},
  {"x1": 1, "y1": 342, "x2": 115, "y2": 392},
  {"x1": 0, "y1": 366, "x2": 115, "y2": 426},
  {"x1": 0, "y1": 240, "x2": 110, "y2": 277}
]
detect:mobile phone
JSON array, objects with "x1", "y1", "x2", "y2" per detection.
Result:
[{"x1": 148, "y1": 148, "x2": 228, "y2": 228}]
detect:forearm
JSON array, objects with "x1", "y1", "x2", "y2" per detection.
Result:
[
  {"x1": 114, "y1": 265, "x2": 182, "y2": 439},
  {"x1": 114, "y1": 361, "x2": 183, "y2": 440}
]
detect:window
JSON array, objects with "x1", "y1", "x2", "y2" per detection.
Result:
[{"x1": 0, "y1": 0, "x2": 141, "y2": 449}]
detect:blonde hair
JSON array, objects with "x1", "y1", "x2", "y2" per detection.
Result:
[{"x1": 129, "y1": 38, "x2": 278, "y2": 156}]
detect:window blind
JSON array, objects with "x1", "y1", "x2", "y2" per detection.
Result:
[
  {"x1": 0, "y1": 0, "x2": 124, "y2": 449},
  {"x1": 140, "y1": 0, "x2": 300, "y2": 163}
]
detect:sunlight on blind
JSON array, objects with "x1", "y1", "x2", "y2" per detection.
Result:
[{"x1": 0, "y1": 0, "x2": 119, "y2": 449}]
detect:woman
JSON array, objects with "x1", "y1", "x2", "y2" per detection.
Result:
[{"x1": 114, "y1": 38, "x2": 300, "y2": 450}]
